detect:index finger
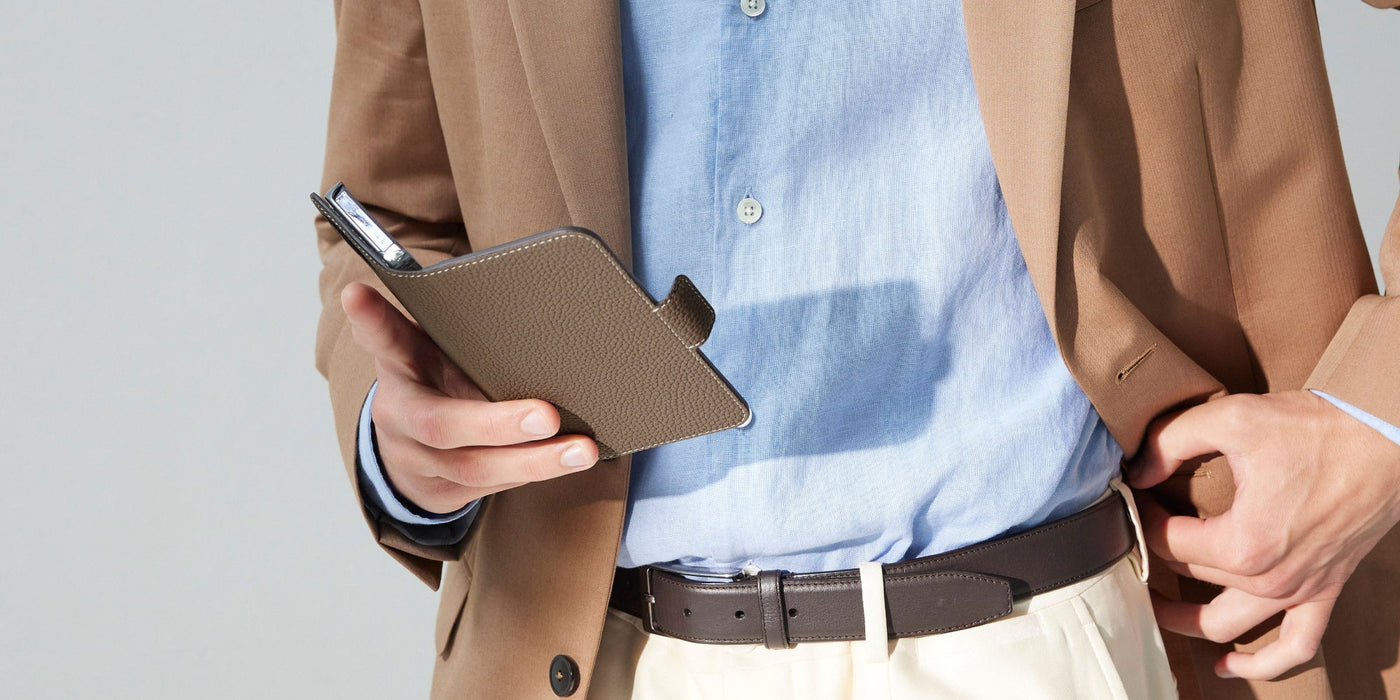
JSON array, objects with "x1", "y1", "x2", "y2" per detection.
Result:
[{"x1": 379, "y1": 381, "x2": 563, "y2": 449}]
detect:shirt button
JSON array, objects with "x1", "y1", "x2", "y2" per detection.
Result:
[
  {"x1": 549, "y1": 655, "x2": 579, "y2": 697},
  {"x1": 740, "y1": 0, "x2": 765, "y2": 18},
  {"x1": 737, "y1": 197, "x2": 763, "y2": 225}
]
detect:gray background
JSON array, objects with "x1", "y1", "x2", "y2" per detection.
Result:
[{"x1": 0, "y1": 3, "x2": 1395, "y2": 698}]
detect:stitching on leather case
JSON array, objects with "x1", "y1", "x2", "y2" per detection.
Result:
[{"x1": 321, "y1": 210, "x2": 750, "y2": 453}]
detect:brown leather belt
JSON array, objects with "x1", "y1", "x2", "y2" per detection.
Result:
[{"x1": 609, "y1": 492, "x2": 1135, "y2": 650}]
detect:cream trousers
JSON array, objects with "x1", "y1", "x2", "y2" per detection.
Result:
[{"x1": 589, "y1": 487, "x2": 1177, "y2": 699}]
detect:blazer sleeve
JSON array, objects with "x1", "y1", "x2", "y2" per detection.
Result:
[
  {"x1": 314, "y1": 0, "x2": 468, "y2": 590},
  {"x1": 1305, "y1": 185, "x2": 1400, "y2": 429}
]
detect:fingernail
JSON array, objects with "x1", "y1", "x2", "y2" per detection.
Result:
[
  {"x1": 520, "y1": 410, "x2": 553, "y2": 437},
  {"x1": 561, "y1": 445, "x2": 592, "y2": 469},
  {"x1": 1216, "y1": 667, "x2": 1237, "y2": 679}
]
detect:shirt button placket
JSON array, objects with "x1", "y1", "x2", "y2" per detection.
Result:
[{"x1": 735, "y1": 0, "x2": 765, "y2": 226}]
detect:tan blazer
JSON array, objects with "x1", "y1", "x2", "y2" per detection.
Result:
[{"x1": 313, "y1": 0, "x2": 1400, "y2": 697}]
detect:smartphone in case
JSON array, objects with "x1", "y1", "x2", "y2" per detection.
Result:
[{"x1": 311, "y1": 183, "x2": 752, "y2": 459}]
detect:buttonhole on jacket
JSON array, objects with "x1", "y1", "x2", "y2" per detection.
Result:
[
  {"x1": 1168, "y1": 460, "x2": 1214, "y2": 481},
  {"x1": 1116, "y1": 345, "x2": 1156, "y2": 384}
]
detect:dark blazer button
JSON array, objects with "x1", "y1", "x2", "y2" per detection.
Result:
[{"x1": 549, "y1": 655, "x2": 579, "y2": 697}]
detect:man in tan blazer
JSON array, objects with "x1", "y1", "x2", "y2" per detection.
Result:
[{"x1": 314, "y1": 0, "x2": 1400, "y2": 697}]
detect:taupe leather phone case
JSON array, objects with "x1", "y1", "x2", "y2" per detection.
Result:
[{"x1": 312, "y1": 184, "x2": 750, "y2": 460}]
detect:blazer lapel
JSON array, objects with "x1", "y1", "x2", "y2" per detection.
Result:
[
  {"x1": 962, "y1": 0, "x2": 1078, "y2": 331},
  {"x1": 505, "y1": 0, "x2": 633, "y2": 266}
]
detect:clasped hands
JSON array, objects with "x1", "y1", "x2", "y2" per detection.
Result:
[{"x1": 1129, "y1": 391, "x2": 1400, "y2": 681}]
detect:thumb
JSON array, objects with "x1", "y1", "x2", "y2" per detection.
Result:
[{"x1": 340, "y1": 282, "x2": 434, "y2": 381}]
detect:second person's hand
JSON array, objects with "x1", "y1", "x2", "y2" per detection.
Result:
[{"x1": 341, "y1": 282, "x2": 600, "y2": 515}]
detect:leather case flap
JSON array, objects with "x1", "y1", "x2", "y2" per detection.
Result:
[{"x1": 655, "y1": 275, "x2": 715, "y2": 349}]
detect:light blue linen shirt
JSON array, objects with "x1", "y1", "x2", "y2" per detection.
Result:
[{"x1": 355, "y1": 0, "x2": 1400, "y2": 576}]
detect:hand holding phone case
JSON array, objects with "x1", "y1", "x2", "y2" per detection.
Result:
[{"x1": 312, "y1": 184, "x2": 750, "y2": 460}]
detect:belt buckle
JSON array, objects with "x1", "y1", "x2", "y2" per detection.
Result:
[
  {"x1": 640, "y1": 568, "x2": 659, "y2": 634},
  {"x1": 639, "y1": 566, "x2": 750, "y2": 636}
]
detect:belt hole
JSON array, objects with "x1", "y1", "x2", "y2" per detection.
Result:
[
  {"x1": 788, "y1": 608, "x2": 798, "y2": 618},
  {"x1": 734, "y1": 610, "x2": 745, "y2": 619},
  {"x1": 683, "y1": 608, "x2": 692, "y2": 617}
]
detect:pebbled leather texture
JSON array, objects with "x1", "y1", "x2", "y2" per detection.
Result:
[
  {"x1": 314, "y1": 191, "x2": 750, "y2": 460},
  {"x1": 610, "y1": 493, "x2": 1135, "y2": 646}
]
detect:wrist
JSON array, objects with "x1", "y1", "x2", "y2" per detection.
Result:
[{"x1": 1312, "y1": 390, "x2": 1400, "y2": 522}]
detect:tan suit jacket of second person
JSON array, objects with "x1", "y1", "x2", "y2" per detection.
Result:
[{"x1": 312, "y1": 0, "x2": 1400, "y2": 697}]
